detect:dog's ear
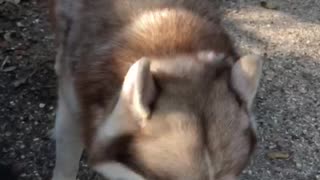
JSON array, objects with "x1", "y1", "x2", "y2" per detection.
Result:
[
  {"x1": 97, "y1": 58, "x2": 158, "y2": 139},
  {"x1": 120, "y1": 58, "x2": 157, "y2": 123},
  {"x1": 231, "y1": 55, "x2": 263, "y2": 107}
]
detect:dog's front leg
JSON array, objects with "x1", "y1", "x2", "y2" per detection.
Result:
[{"x1": 52, "y1": 96, "x2": 83, "y2": 180}]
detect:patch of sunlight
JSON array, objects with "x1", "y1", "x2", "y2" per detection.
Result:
[{"x1": 223, "y1": 6, "x2": 320, "y2": 60}]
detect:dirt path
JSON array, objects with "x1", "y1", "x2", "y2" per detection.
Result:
[
  {"x1": 222, "y1": 1, "x2": 320, "y2": 179},
  {"x1": 0, "y1": 0, "x2": 319, "y2": 179}
]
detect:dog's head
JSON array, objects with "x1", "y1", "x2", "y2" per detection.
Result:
[{"x1": 89, "y1": 52, "x2": 262, "y2": 180}]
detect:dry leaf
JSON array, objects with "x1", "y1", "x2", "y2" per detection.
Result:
[
  {"x1": 267, "y1": 151, "x2": 290, "y2": 160},
  {"x1": 260, "y1": 1, "x2": 279, "y2": 10},
  {"x1": 13, "y1": 77, "x2": 27, "y2": 87},
  {"x1": 2, "y1": 66, "x2": 16, "y2": 72},
  {"x1": 3, "y1": 32, "x2": 13, "y2": 42},
  {"x1": 1, "y1": 56, "x2": 10, "y2": 69}
]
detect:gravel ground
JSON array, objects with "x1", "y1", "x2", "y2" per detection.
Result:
[{"x1": 0, "y1": 0, "x2": 319, "y2": 180}]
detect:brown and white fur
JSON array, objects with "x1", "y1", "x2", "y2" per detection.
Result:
[{"x1": 50, "y1": 0, "x2": 263, "y2": 180}]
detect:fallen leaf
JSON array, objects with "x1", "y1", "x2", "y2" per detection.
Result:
[
  {"x1": 260, "y1": 1, "x2": 279, "y2": 10},
  {"x1": 13, "y1": 77, "x2": 27, "y2": 87},
  {"x1": 3, "y1": 32, "x2": 13, "y2": 42},
  {"x1": 267, "y1": 151, "x2": 290, "y2": 160},
  {"x1": 0, "y1": 56, "x2": 10, "y2": 70},
  {"x1": 2, "y1": 66, "x2": 16, "y2": 72},
  {"x1": 12, "y1": 69, "x2": 37, "y2": 87}
]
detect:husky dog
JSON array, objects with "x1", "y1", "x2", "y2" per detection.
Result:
[{"x1": 50, "y1": 0, "x2": 262, "y2": 179}]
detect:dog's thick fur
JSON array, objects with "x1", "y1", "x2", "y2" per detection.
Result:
[{"x1": 50, "y1": 0, "x2": 262, "y2": 180}]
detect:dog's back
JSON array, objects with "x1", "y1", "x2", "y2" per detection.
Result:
[{"x1": 51, "y1": 1, "x2": 262, "y2": 180}]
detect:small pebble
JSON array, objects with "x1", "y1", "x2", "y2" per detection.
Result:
[
  {"x1": 33, "y1": 19, "x2": 40, "y2": 23},
  {"x1": 39, "y1": 103, "x2": 46, "y2": 108},
  {"x1": 299, "y1": 86, "x2": 307, "y2": 94},
  {"x1": 16, "y1": 22, "x2": 24, "y2": 27},
  {"x1": 296, "y1": 162, "x2": 302, "y2": 169},
  {"x1": 5, "y1": 132, "x2": 12, "y2": 137}
]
